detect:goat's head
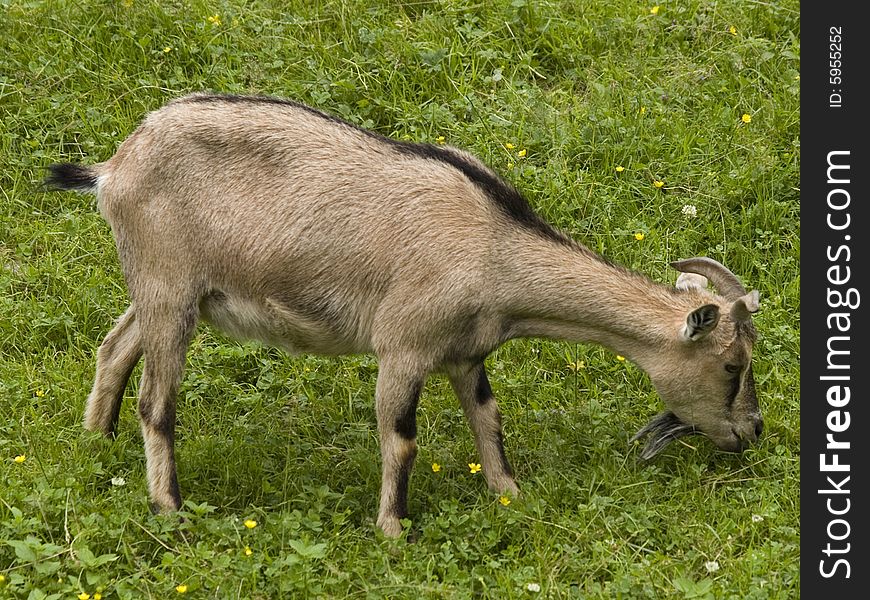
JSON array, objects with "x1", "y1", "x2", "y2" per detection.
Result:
[{"x1": 643, "y1": 258, "x2": 762, "y2": 454}]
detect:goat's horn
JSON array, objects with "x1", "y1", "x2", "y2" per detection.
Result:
[{"x1": 670, "y1": 257, "x2": 748, "y2": 300}]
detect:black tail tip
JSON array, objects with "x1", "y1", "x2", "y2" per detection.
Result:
[{"x1": 44, "y1": 162, "x2": 98, "y2": 192}]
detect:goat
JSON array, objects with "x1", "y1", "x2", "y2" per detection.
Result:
[{"x1": 46, "y1": 92, "x2": 762, "y2": 537}]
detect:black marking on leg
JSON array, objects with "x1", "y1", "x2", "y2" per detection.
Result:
[
  {"x1": 138, "y1": 395, "x2": 177, "y2": 435},
  {"x1": 167, "y1": 460, "x2": 181, "y2": 509},
  {"x1": 138, "y1": 384, "x2": 179, "y2": 506},
  {"x1": 390, "y1": 447, "x2": 416, "y2": 520},
  {"x1": 145, "y1": 426, "x2": 182, "y2": 512},
  {"x1": 394, "y1": 380, "x2": 422, "y2": 440},
  {"x1": 493, "y1": 429, "x2": 514, "y2": 477},
  {"x1": 475, "y1": 365, "x2": 493, "y2": 406},
  {"x1": 158, "y1": 428, "x2": 182, "y2": 510},
  {"x1": 137, "y1": 355, "x2": 180, "y2": 434}
]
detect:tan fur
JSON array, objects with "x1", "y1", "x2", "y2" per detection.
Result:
[
  {"x1": 84, "y1": 306, "x2": 141, "y2": 435},
  {"x1": 376, "y1": 436, "x2": 417, "y2": 538},
  {"x1": 446, "y1": 363, "x2": 518, "y2": 496},
  {"x1": 52, "y1": 93, "x2": 761, "y2": 537},
  {"x1": 141, "y1": 422, "x2": 180, "y2": 510}
]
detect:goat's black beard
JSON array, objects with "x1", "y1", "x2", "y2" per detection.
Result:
[{"x1": 630, "y1": 411, "x2": 701, "y2": 459}]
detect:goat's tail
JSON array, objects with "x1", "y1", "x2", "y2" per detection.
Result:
[{"x1": 44, "y1": 162, "x2": 100, "y2": 194}]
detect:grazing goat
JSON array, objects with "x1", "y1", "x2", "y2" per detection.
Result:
[{"x1": 46, "y1": 93, "x2": 762, "y2": 537}]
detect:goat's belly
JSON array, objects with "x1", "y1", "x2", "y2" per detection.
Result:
[{"x1": 199, "y1": 292, "x2": 365, "y2": 355}]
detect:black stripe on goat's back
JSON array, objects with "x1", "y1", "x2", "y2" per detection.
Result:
[
  {"x1": 179, "y1": 93, "x2": 574, "y2": 247},
  {"x1": 388, "y1": 140, "x2": 574, "y2": 247}
]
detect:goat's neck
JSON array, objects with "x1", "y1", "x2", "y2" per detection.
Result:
[{"x1": 499, "y1": 236, "x2": 681, "y2": 369}]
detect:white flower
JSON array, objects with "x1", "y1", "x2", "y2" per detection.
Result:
[
  {"x1": 526, "y1": 582, "x2": 541, "y2": 593},
  {"x1": 752, "y1": 514, "x2": 764, "y2": 523},
  {"x1": 111, "y1": 477, "x2": 126, "y2": 487},
  {"x1": 681, "y1": 204, "x2": 697, "y2": 217},
  {"x1": 705, "y1": 560, "x2": 720, "y2": 573}
]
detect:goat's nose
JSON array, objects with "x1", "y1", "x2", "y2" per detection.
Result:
[{"x1": 754, "y1": 416, "x2": 764, "y2": 439}]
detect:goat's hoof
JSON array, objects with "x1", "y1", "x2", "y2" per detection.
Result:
[
  {"x1": 148, "y1": 498, "x2": 182, "y2": 516},
  {"x1": 489, "y1": 477, "x2": 520, "y2": 497},
  {"x1": 377, "y1": 515, "x2": 404, "y2": 539}
]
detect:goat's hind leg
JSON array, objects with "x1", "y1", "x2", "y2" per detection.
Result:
[
  {"x1": 136, "y1": 298, "x2": 198, "y2": 513},
  {"x1": 85, "y1": 305, "x2": 143, "y2": 437}
]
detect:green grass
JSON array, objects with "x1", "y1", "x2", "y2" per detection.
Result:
[{"x1": 1, "y1": 0, "x2": 799, "y2": 598}]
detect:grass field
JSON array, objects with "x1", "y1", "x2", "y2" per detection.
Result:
[{"x1": 0, "y1": 0, "x2": 800, "y2": 598}]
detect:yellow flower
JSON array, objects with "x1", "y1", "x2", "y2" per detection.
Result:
[
  {"x1": 176, "y1": 585, "x2": 188, "y2": 594},
  {"x1": 13, "y1": 454, "x2": 26, "y2": 463},
  {"x1": 518, "y1": 149, "x2": 527, "y2": 158},
  {"x1": 163, "y1": 47, "x2": 173, "y2": 53},
  {"x1": 431, "y1": 462, "x2": 441, "y2": 473},
  {"x1": 207, "y1": 14, "x2": 222, "y2": 26},
  {"x1": 244, "y1": 519, "x2": 257, "y2": 529},
  {"x1": 436, "y1": 136, "x2": 445, "y2": 144},
  {"x1": 498, "y1": 495, "x2": 511, "y2": 506},
  {"x1": 94, "y1": 595, "x2": 102, "y2": 600},
  {"x1": 78, "y1": 594, "x2": 90, "y2": 600},
  {"x1": 741, "y1": 113, "x2": 752, "y2": 123},
  {"x1": 468, "y1": 463, "x2": 482, "y2": 474},
  {"x1": 729, "y1": 25, "x2": 737, "y2": 35},
  {"x1": 35, "y1": 389, "x2": 46, "y2": 397},
  {"x1": 567, "y1": 360, "x2": 585, "y2": 372},
  {"x1": 650, "y1": 6, "x2": 660, "y2": 15},
  {"x1": 505, "y1": 142, "x2": 515, "y2": 150},
  {"x1": 615, "y1": 166, "x2": 625, "y2": 172},
  {"x1": 244, "y1": 546, "x2": 253, "y2": 556},
  {"x1": 616, "y1": 355, "x2": 626, "y2": 362},
  {"x1": 634, "y1": 232, "x2": 645, "y2": 241},
  {"x1": 639, "y1": 106, "x2": 646, "y2": 115},
  {"x1": 0, "y1": 574, "x2": 5, "y2": 583},
  {"x1": 653, "y1": 180, "x2": 664, "y2": 189}
]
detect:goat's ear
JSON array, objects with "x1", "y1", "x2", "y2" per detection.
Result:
[
  {"x1": 675, "y1": 272, "x2": 708, "y2": 292},
  {"x1": 682, "y1": 304, "x2": 720, "y2": 341},
  {"x1": 730, "y1": 290, "x2": 760, "y2": 321}
]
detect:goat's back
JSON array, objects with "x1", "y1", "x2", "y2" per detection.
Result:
[{"x1": 94, "y1": 94, "x2": 517, "y2": 355}]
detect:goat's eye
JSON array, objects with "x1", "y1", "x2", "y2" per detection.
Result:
[{"x1": 725, "y1": 364, "x2": 741, "y2": 374}]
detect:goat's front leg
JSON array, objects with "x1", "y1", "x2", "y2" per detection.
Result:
[
  {"x1": 447, "y1": 363, "x2": 519, "y2": 496},
  {"x1": 374, "y1": 358, "x2": 425, "y2": 538},
  {"x1": 136, "y1": 300, "x2": 198, "y2": 512}
]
